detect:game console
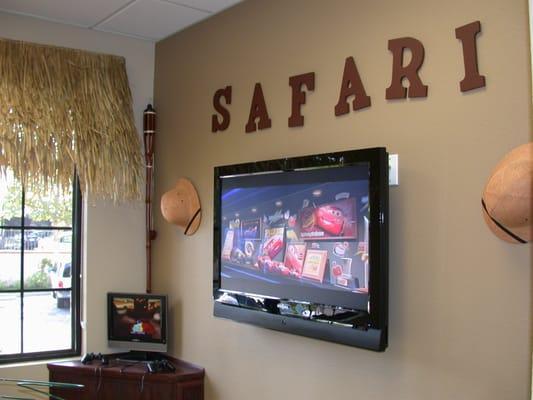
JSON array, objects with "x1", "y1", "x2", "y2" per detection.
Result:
[
  {"x1": 81, "y1": 352, "x2": 108, "y2": 365},
  {"x1": 146, "y1": 359, "x2": 176, "y2": 373}
]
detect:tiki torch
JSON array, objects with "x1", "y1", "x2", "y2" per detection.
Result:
[{"x1": 143, "y1": 104, "x2": 157, "y2": 293}]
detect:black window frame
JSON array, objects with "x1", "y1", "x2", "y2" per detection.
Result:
[{"x1": 0, "y1": 177, "x2": 82, "y2": 364}]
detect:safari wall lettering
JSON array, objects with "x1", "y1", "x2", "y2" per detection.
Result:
[{"x1": 211, "y1": 21, "x2": 485, "y2": 133}]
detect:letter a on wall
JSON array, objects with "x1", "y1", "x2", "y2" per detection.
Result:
[
  {"x1": 245, "y1": 83, "x2": 272, "y2": 133},
  {"x1": 334, "y1": 56, "x2": 371, "y2": 116}
]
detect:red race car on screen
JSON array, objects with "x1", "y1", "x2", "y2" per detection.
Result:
[
  {"x1": 263, "y1": 236, "x2": 283, "y2": 259},
  {"x1": 285, "y1": 244, "x2": 304, "y2": 276},
  {"x1": 314, "y1": 205, "x2": 345, "y2": 236}
]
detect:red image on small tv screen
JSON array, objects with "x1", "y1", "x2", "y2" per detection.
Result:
[{"x1": 111, "y1": 296, "x2": 162, "y2": 340}]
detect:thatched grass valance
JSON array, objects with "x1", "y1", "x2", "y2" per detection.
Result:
[{"x1": 0, "y1": 38, "x2": 143, "y2": 201}]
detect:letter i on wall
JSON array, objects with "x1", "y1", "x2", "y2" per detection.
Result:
[{"x1": 455, "y1": 21, "x2": 486, "y2": 92}]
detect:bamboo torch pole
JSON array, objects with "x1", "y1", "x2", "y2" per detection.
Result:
[{"x1": 143, "y1": 104, "x2": 157, "y2": 293}]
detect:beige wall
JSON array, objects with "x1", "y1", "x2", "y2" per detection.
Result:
[
  {"x1": 0, "y1": 12, "x2": 154, "y2": 396},
  {"x1": 154, "y1": 0, "x2": 532, "y2": 399}
]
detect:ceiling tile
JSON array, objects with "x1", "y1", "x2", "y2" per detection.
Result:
[
  {"x1": 165, "y1": 0, "x2": 242, "y2": 13},
  {"x1": 0, "y1": 0, "x2": 133, "y2": 28},
  {"x1": 95, "y1": 0, "x2": 210, "y2": 40}
]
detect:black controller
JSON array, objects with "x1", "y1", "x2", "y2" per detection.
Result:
[
  {"x1": 81, "y1": 352, "x2": 108, "y2": 365},
  {"x1": 146, "y1": 359, "x2": 176, "y2": 373}
]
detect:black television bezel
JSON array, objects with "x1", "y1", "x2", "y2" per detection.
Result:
[
  {"x1": 213, "y1": 147, "x2": 388, "y2": 351},
  {"x1": 107, "y1": 292, "x2": 168, "y2": 352}
]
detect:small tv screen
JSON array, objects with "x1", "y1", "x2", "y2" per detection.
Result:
[{"x1": 107, "y1": 293, "x2": 167, "y2": 350}]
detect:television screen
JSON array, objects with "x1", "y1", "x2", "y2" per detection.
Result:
[
  {"x1": 108, "y1": 293, "x2": 167, "y2": 352},
  {"x1": 213, "y1": 148, "x2": 389, "y2": 350},
  {"x1": 219, "y1": 165, "x2": 371, "y2": 311}
]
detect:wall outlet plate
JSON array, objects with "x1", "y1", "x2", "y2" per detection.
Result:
[{"x1": 389, "y1": 154, "x2": 398, "y2": 186}]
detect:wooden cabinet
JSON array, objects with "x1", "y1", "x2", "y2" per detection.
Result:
[{"x1": 47, "y1": 355, "x2": 204, "y2": 400}]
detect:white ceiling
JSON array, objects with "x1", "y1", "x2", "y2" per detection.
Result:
[{"x1": 0, "y1": 0, "x2": 243, "y2": 41}]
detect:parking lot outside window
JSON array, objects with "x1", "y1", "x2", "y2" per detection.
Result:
[{"x1": 0, "y1": 171, "x2": 81, "y2": 363}]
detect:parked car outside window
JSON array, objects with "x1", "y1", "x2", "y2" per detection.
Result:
[{"x1": 51, "y1": 262, "x2": 72, "y2": 308}]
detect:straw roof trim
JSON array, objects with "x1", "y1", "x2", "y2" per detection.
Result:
[{"x1": 0, "y1": 38, "x2": 143, "y2": 201}]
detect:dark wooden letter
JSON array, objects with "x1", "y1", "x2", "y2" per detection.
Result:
[
  {"x1": 245, "y1": 83, "x2": 272, "y2": 133},
  {"x1": 288, "y1": 72, "x2": 315, "y2": 127},
  {"x1": 386, "y1": 37, "x2": 428, "y2": 99},
  {"x1": 455, "y1": 21, "x2": 486, "y2": 92},
  {"x1": 334, "y1": 57, "x2": 371, "y2": 116},
  {"x1": 211, "y1": 86, "x2": 232, "y2": 132}
]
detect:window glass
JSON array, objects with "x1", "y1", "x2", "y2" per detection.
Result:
[
  {"x1": 23, "y1": 291, "x2": 72, "y2": 353},
  {"x1": 0, "y1": 171, "x2": 80, "y2": 363},
  {"x1": 25, "y1": 187, "x2": 73, "y2": 228},
  {"x1": 23, "y1": 229, "x2": 72, "y2": 290},
  {"x1": 0, "y1": 293, "x2": 21, "y2": 356},
  {"x1": 0, "y1": 172, "x2": 22, "y2": 228},
  {"x1": 0, "y1": 229, "x2": 21, "y2": 290}
]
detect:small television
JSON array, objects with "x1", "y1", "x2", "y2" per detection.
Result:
[
  {"x1": 213, "y1": 147, "x2": 388, "y2": 351},
  {"x1": 107, "y1": 292, "x2": 168, "y2": 356}
]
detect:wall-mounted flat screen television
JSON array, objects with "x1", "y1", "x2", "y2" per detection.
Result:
[
  {"x1": 213, "y1": 147, "x2": 388, "y2": 351},
  {"x1": 107, "y1": 292, "x2": 168, "y2": 357}
]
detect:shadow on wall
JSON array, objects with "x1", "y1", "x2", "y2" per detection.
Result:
[
  {"x1": 387, "y1": 173, "x2": 406, "y2": 352},
  {"x1": 204, "y1": 374, "x2": 220, "y2": 400},
  {"x1": 168, "y1": 299, "x2": 182, "y2": 357}
]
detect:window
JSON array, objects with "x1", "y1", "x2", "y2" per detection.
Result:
[{"x1": 0, "y1": 170, "x2": 81, "y2": 363}]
